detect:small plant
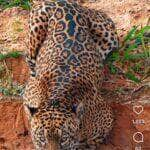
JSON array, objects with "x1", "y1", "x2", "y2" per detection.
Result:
[
  {"x1": 0, "y1": 51, "x2": 24, "y2": 96},
  {"x1": 0, "y1": 84, "x2": 24, "y2": 96},
  {"x1": 0, "y1": 0, "x2": 31, "y2": 10},
  {"x1": 0, "y1": 51, "x2": 22, "y2": 61},
  {"x1": 106, "y1": 25, "x2": 150, "y2": 83}
]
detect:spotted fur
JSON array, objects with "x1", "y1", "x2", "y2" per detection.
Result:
[{"x1": 23, "y1": 0, "x2": 118, "y2": 149}]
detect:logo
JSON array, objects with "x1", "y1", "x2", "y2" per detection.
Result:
[{"x1": 133, "y1": 105, "x2": 143, "y2": 115}]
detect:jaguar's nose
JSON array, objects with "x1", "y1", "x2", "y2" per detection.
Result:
[{"x1": 26, "y1": 105, "x2": 38, "y2": 116}]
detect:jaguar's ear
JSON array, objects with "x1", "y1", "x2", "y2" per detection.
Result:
[{"x1": 76, "y1": 102, "x2": 84, "y2": 121}]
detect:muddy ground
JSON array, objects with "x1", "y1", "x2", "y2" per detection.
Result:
[{"x1": 0, "y1": 0, "x2": 149, "y2": 150}]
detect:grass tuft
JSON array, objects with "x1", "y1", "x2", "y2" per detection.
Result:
[
  {"x1": 0, "y1": 0, "x2": 31, "y2": 10},
  {"x1": 0, "y1": 51, "x2": 22, "y2": 61},
  {"x1": 106, "y1": 25, "x2": 150, "y2": 83}
]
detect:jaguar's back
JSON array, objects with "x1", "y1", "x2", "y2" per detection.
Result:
[{"x1": 23, "y1": 0, "x2": 118, "y2": 149}]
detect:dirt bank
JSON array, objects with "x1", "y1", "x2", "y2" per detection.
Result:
[{"x1": 0, "y1": 99, "x2": 150, "y2": 150}]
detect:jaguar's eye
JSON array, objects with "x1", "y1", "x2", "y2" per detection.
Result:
[{"x1": 26, "y1": 105, "x2": 38, "y2": 116}]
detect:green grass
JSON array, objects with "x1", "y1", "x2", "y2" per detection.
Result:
[
  {"x1": 0, "y1": 51, "x2": 22, "y2": 61},
  {"x1": 106, "y1": 25, "x2": 150, "y2": 83},
  {"x1": 0, "y1": 67, "x2": 23, "y2": 96},
  {"x1": 0, "y1": 83, "x2": 23, "y2": 96},
  {"x1": 0, "y1": 51, "x2": 23, "y2": 96},
  {"x1": 0, "y1": 0, "x2": 31, "y2": 10}
]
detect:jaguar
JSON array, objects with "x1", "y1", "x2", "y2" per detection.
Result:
[{"x1": 23, "y1": 0, "x2": 119, "y2": 149}]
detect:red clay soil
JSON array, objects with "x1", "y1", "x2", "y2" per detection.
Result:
[
  {"x1": 0, "y1": 100, "x2": 150, "y2": 150},
  {"x1": 0, "y1": 101, "x2": 34, "y2": 150},
  {"x1": 5, "y1": 56, "x2": 29, "y2": 84}
]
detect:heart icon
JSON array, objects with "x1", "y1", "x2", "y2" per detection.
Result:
[{"x1": 133, "y1": 105, "x2": 143, "y2": 115}]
